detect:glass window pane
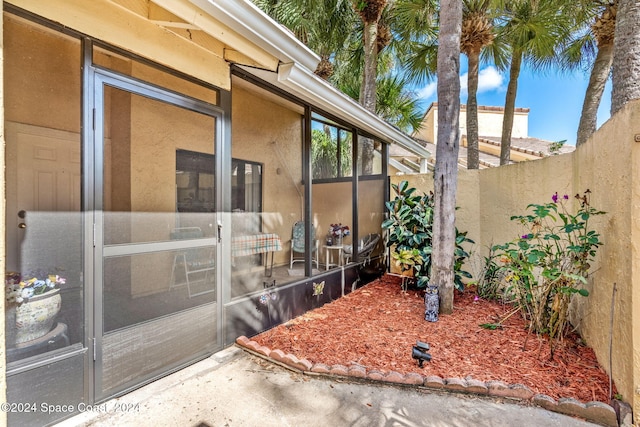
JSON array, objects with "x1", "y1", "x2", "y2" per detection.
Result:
[
  {"x1": 312, "y1": 119, "x2": 353, "y2": 179},
  {"x1": 176, "y1": 149, "x2": 216, "y2": 234},
  {"x1": 312, "y1": 121, "x2": 338, "y2": 179},
  {"x1": 313, "y1": 182, "x2": 353, "y2": 270},
  {"x1": 100, "y1": 85, "x2": 218, "y2": 332},
  {"x1": 357, "y1": 135, "x2": 383, "y2": 176},
  {"x1": 103, "y1": 250, "x2": 216, "y2": 332},
  {"x1": 356, "y1": 178, "x2": 385, "y2": 266},
  {"x1": 103, "y1": 87, "x2": 217, "y2": 245},
  {"x1": 340, "y1": 129, "x2": 353, "y2": 178}
]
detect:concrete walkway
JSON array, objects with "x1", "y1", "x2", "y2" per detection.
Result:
[{"x1": 56, "y1": 347, "x2": 599, "y2": 427}]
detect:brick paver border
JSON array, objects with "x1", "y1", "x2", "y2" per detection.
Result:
[{"x1": 236, "y1": 336, "x2": 631, "y2": 427}]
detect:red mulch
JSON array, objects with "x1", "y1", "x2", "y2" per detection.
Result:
[{"x1": 253, "y1": 274, "x2": 614, "y2": 403}]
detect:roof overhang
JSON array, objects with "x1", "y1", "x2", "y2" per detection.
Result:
[
  {"x1": 188, "y1": 0, "x2": 320, "y2": 71},
  {"x1": 389, "y1": 158, "x2": 417, "y2": 174},
  {"x1": 237, "y1": 63, "x2": 431, "y2": 160}
]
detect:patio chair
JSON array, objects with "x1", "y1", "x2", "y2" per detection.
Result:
[
  {"x1": 170, "y1": 227, "x2": 216, "y2": 298},
  {"x1": 289, "y1": 221, "x2": 319, "y2": 269},
  {"x1": 342, "y1": 233, "x2": 380, "y2": 265}
]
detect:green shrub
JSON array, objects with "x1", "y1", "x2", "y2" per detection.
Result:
[
  {"x1": 382, "y1": 180, "x2": 474, "y2": 291},
  {"x1": 491, "y1": 190, "x2": 605, "y2": 354}
]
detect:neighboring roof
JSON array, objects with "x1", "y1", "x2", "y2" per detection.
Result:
[
  {"x1": 388, "y1": 138, "x2": 432, "y2": 173},
  {"x1": 405, "y1": 101, "x2": 574, "y2": 171},
  {"x1": 478, "y1": 136, "x2": 575, "y2": 157},
  {"x1": 415, "y1": 135, "x2": 575, "y2": 170}
]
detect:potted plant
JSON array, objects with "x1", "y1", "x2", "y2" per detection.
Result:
[
  {"x1": 5, "y1": 273, "x2": 65, "y2": 345},
  {"x1": 391, "y1": 248, "x2": 422, "y2": 291},
  {"x1": 328, "y1": 223, "x2": 350, "y2": 246}
]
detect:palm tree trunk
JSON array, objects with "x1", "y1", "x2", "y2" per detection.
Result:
[
  {"x1": 611, "y1": 0, "x2": 640, "y2": 114},
  {"x1": 466, "y1": 49, "x2": 480, "y2": 169},
  {"x1": 360, "y1": 20, "x2": 378, "y2": 174},
  {"x1": 361, "y1": 21, "x2": 378, "y2": 112},
  {"x1": 500, "y1": 51, "x2": 522, "y2": 165},
  {"x1": 432, "y1": 0, "x2": 462, "y2": 315},
  {"x1": 576, "y1": 43, "x2": 614, "y2": 146}
]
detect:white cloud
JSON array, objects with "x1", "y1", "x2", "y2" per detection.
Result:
[
  {"x1": 416, "y1": 81, "x2": 437, "y2": 102},
  {"x1": 477, "y1": 66, "x2": 504, "y2": 93},
  {"x1": 415, "y1": 66, "x2": 504, "y2": 104},
  {"x1": 458, "y1": 65, "x2": 504, "y2": 102},
  {"x1": 461, "y1": 66, "x2": 504, "y2": 96},
  {"x1": 416, "y1": 66, "x2": 504, "y2": 101},
  {"x1": 459, "y1": 76, "x2": 468, "y2": 96}
]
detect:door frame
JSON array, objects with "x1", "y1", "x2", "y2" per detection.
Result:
[{"x1": 88, "y1": 66, "x2": 228, "y2": 402}]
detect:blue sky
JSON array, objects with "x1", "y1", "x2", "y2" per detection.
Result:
[{"x1": 414, "y1": 60, "x2": 612, "y2": 146}]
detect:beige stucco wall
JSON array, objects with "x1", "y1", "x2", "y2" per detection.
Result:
[
  {"x1": 392, "y1": 99, "x2": 640, "y2": 416},
  {"x1": 632, "y1": 107, "x2": 640, "y2": 423},
  {"x1": 570, "y1": 100, "x2": 639, "y2": 416},
  {"x1": 3, "y1": 16, "x2": 80, "y2": 133},
  {"x1": 415, "y1": 106, "x2": 436, "y2": 142},
  {"x1": 459, "y1": 109, "x2": 528, "y2": 139},
  {"x1": 415, "y1": 105, "x2": 529, "y2": 143},
  {"x1": 357, "y1": 179, "x2": 387, "y2": 238},
  {"x1": 232, "y1": 85, "x2": 305, "y2": 266}
]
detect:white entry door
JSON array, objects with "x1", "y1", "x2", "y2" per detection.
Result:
[{"x1": 5, "y1": 122, "x2": 81, "y2": 275}]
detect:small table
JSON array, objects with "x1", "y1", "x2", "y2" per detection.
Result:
[
  {"x1": 232, "y1": 233, "x2": 283, "y2": 277},
  {"x1": 324, "y1": 245, "x2": 344, "y2": 271}
]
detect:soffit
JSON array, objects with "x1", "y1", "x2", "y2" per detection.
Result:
[{"x1": 123, "y1": 0, "x2": 280, "y2": 71}]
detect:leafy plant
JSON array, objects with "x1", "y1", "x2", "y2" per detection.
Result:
[
  {"x1": 391, "y1": 248, "x2": 422, "y2": 292},
  {"x1": 475, "y1": 246, "x2": 505, "y2": 300},
  {"x1": 548, "y1": 139, "x2": 567, "y2": 155},
  {"x1": 311, "y1": 127, "x2": 352, "y2": 179},
  {"x1": 382, "y1": 180, "x2": 433, "y2": 288},
  {"x1": 453, "y1": 231, "x2": 474, "y2": 291},
  {"x1": 382, "y1": 180, "x2": 474, "y2": 291},
  {"x1": 391, "y1": 248, "x2": 422, "y2": 272},
  {"x1": 491, "y1": 190, "x2": 605, "y2": 354}
]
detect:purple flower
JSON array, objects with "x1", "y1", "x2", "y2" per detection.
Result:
[
  {"x1": 521, "y1": 234, "x2": 530, "y2": 239},
  {"x1": 552, "y1": 192, "x2": 558, "y2": 203},
  {"x1": 563, "y1": 194, "x2": 569, "y2": 200}
]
